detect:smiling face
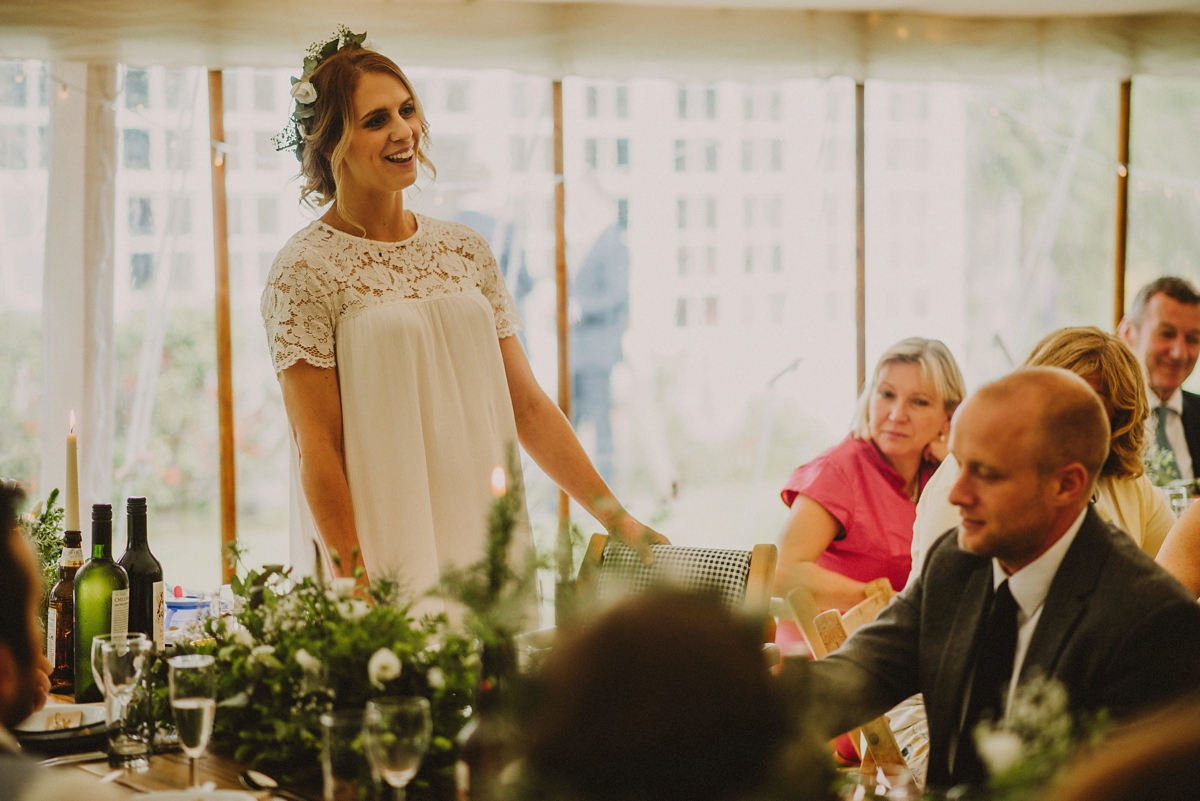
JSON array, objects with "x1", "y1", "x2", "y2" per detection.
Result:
[
  {"x1": 1122, "y1": 293, "x2": 1200, "y2": 402},
  {"x1": 336, "y1": 71, "x2": 422, "y2": 198},
  {"x1": 867, "y1": 361, "x2": 951, "y2": 465}
]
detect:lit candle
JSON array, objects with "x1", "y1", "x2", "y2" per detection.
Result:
[
  {"x1": 65, "y1": 411, "x2": 80, "y2": 531},
  {"x1": 490, "y1": 465, "x2": 507, "y2": 498}
]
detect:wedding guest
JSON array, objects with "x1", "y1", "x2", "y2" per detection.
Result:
[
  {"x1": 910, "y1": 327, "x2": 1174, "y2": 580},
  {"x1": 773, "y1": 337, "x2": 965, "y2": 616},
  {"x1": 1156, "y1": 502, "x2": 1200, "y2": 597},
  {"x1": 260, "y1": 33, "x2": 664, "y2": 596},
  {"x1": 0, "y1": 483, "x2": 127, "y2": 800},
  {"x1": 1054, "y1": 694, "x2": 1200, "y2": 801},
  {"x1": 521, "y1": 591, "x2": 832, "y2": 801},
  {"x1": 1116, "y1": 276, "x2": 1200, "y2": 483},
  {"x1": 806, "y1": 369, "x2": 1200, "y2": 791}
]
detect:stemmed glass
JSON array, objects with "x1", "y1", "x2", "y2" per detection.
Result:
[
  {"x1": 92, "y1": 633, "x2": 152, "y2": 769},
  {"x1": 363, "y1": 697, "x2": 433, "y2": 801},
  {"x1": 168, "y1": 654, "x2": 217, "y2": 789}
]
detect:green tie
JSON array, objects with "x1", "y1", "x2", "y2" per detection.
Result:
[{"x1": 1156, "y1": 406, "x2": 1182, "y2": 483}]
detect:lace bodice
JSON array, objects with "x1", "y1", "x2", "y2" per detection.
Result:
[{"x1": 261, "y1": 214, "x2": 522, "y2": 372}]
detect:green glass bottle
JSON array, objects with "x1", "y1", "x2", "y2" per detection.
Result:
[
  {"x1": 74, "y1": 504, "x2": 130, "y2": 703},
  {"x1": 119, "y1": 497, "x2": 164, "y2": 648}
]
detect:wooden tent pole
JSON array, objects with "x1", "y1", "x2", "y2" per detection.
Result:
[
  {"x1": 208, "y1": 69, "x2": 237, "y2": 583},
  {"x1": 1114, "y1": 79, "x2": 1132, "y2": 330},
  {"x1": 855, "y1": 81, "x2": 866, "y2": 394},
  {"x1": 553, "y1": 80, "x2": 573, "y2": 601}
]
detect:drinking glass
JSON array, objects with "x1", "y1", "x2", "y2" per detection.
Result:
[
  {"x1": 1164, "y1": 485, "x2": 1190, "y2": 519},
  {"x1": 364, "y1": 698, "x2": 432, "y2": 801},
  {"x1": 93, "y1": 633, "x2": 152, "y2": 769},
  {"x1": 168, "y1": 654, "x2": 217, "y2": 788},
  {"x1": 838, "y1": 765, "x2": 919, "y2": 801},
  {"x1": 321, "y1": 708, "x2": 378, "y2": 801}
]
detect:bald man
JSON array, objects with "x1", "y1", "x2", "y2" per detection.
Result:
[{"x1": 804, "y1": 368, "x2": 1200, "y2": 791}]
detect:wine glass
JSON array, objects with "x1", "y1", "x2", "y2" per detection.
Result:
[
  {"x1": 93, "y1": 633, "x2": 152, "y2": 769},
  {"x1": 168, "y1": 654, "x2": 217, "y2": 789},
  {"x1": 363, "y1": 697, "x2": 433, "y2": 801}
]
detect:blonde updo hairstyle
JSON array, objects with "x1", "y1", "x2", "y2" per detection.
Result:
[
  {"x1": 850, "y1": 337, "x2": 966, "y2": 440},
  {"x1": 297, "y1": 44, "x2": 435, "y2": 230}
]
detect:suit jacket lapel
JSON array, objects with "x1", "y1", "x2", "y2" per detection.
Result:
[
  {"x1": 1019, "y1": 506, "x2": 1111, "y2": 682},
  {"x1": 928, "y1": 563, "x2": 991, "y2": 748}
]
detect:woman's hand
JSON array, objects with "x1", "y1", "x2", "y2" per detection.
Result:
[{"x1": 608, "y1": 508, "x2": 670, "y2": 565}]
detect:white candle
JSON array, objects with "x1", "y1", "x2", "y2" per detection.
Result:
[{"x1": 65, "y1": 411, "x2": 80, "y2": 531}]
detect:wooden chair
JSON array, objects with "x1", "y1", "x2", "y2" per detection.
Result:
[
  {"x1": 785, "y1": 579, "x2": 914, "y2": 781},
  {"x1": 576, "y1": 534, "x2": 778, "y2": 642}
]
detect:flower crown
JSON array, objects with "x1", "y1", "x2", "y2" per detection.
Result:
[{"x1": 272, "y1": 26, "x2": 368, "y2": 161}]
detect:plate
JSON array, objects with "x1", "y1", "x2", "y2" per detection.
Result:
[
  {"x1": 139, "y1": 792, "x2": 256, "y2": 801},
  {"x1": 14, "y1": 703, "x2": 107, "y2": 756}
]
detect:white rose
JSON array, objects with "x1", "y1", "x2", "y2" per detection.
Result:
[
  {"x1": 976, "y1": 730, "x2": 1025, "y2": 775},
  {"x1": 295, "y1": 648, "x2": 323, "y2": 674},
  {"x1": 368, "y1": 648, "x2": 402, "y2": 689},
  {"x1": 331, "y1": 577, "x2": 357, "y2": 600},
  {"x1": 291, "y1": 80, "x2": 317, "y2": 105},
  {"x1": 426, "y1": 667, "x2": 445, "y2": 690},
  {"x1": 231, "y1": 627, "x2": 254, "y2": 648},
  {"x1": 346, "y1": 600, "x2": 370, "y2": 621}
]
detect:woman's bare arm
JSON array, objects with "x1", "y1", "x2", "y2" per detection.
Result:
[
  {"x1": 277, "y1": 361, "x2": 366, "y2": 582},
  {"x1": 774, "y1": 495, "x2": 868, "y2": 612},
  {"x1": 1157, "y1": 500, "x2": 1200, "y2": 598},
  {"x1": 498, "y1": 336, "x2": 668, "y2": 561}
]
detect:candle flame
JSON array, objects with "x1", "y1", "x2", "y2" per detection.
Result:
[
  {"x1": 490, "y1": 466, "x2": 507, "y2": 497},
  {"x1": 69, "y1": 410, "x2": 76, "y2": 433}
]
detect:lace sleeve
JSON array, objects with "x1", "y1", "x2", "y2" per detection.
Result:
[
  {"x1": 469, "y1": 234, "x2": 524, "y2": 339},
  {"x1": 260, "y1": 251, "x2": 337, "y2": 372}
]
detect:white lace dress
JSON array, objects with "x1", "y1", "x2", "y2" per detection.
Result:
[{"x1": 260, "y1": 214, "x2": 531, "y2": 604}]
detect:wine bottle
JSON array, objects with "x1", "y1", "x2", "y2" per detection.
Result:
[
  {"x1": 119, "y1": 497, "x2": 164, "y2": 649},
  {"x1": 74, "y1": 504, "x2": 130, "y2": 703},
  {"x1": 47, "y1": 529, "x2": 84, "y2": 695}
]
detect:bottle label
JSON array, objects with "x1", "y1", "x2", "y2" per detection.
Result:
[
  {"x1": 110, "y1": 588, "x2": 129, "y2": 637},
  {"x1": 46, "y1": 608, "x2": 56, "y2": 665},
  {"x1": 152, "y1": 581, "x2": 165, "y2": 650},
  {"x1": 60, "y1": 548, "x2": 84, "y2": 567}
]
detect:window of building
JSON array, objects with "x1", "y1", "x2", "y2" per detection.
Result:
[
  {"x1": 584, "y1": 138, "x2": 597, "y2": 170},
  {"x1": 128, "y1": 196, "x2": 154, "y2": 235},
  {"x1": 705, "y1": 197, "x2": 717, "y2": 228},
  {"x1": 253, "y1": 72, "x2": 275, "y2": 111},
  {"x1": 586, "y1": 85, "x2": 599, "y2": 118},
  {"x1": 770, "y1": 139, "x2": 783, "y2": 171},
  {"x1": 674, "y1": 139, "x2": 686, "y2": 172},
  {"x1": 617, "y1": 198, "x2": 628, "y2": 229},
  {"x1": 705, "y1": 246, "x2": 717, "y2": 274},
  {"x1": 677, "y1": 247, "x2": 688, "y2": 276},
  {"x1": 37, "y1": 124, "x2": 47, "y2": 169},
  {"x1": 676, "y1": 198, "x2": 687, "y2": 229},
  {"x1": 130, "y1": 252, "x2": 154, "y2": 289},
  {"x1": 705, "y1": 88, "x2": 717, "y2": 119},
  {"x1": 770, "y1": 90, "x2": 782, "y2": 120},
  {"x1": 767, "y1": 195, "x2": 782, "y2": 227},
  {"x1": 0, "y1": 64, "x2": 27, "y2": 107},
  {"x1": 676, "y1": 86, "x2": 688, "y2": 119},
  {"x1": 741, "y1": 139, "x2": 753, "y2": 172},
  {"x1": 125, "y1": 69, "x2": 149, "y2": 110},
  {"x1": 616, "y1": 138, "x2": 629, "y2": 168},
  {"x1": 675, "y1": 297, "x2": 687, "y2": 326},
  {"x1": 704, "y1": 296, "x2": 718, "y2": 325},
  {"x1": 0, "y1": 125, "x2": 26, "y2": 169},
  {"x1": 123, "y1": 129, "x2": 150, "y2": 170},
  {"x1": 771, "y1": 245, "x2": 783, "y2": 272},
  {"x1": 615, "y1": 85, "x2": 629, "y2": 118},
  {"x1": 744, "y1": 246, "x2": 754, "y2": 273},
  {"x1": 705, "y1": 141, "x2": 718, "y2": 172}
]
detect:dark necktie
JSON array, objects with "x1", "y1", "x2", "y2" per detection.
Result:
[{"x1": 951, "y1": 579, "x2": 1019, "y2": 787}]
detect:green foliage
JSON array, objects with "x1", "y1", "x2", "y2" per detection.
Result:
[
  {"x1": 172, "y1": 567, "x2": 479, "y2": 800},
  {"x1": 21, "y1": 488, "x2": 64, "y2": 612}
]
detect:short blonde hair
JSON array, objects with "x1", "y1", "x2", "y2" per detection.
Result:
[
  {"x1": 1023, "y1": 326, "x2": 1147, "y2": 479},
  {"x1": 851, "y1": 337, "x2": 966, "y2": 439}
]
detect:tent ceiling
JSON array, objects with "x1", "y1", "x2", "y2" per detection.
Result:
[{"x1": 1, "y1": 0, "x2": 1199, "y2": 81}]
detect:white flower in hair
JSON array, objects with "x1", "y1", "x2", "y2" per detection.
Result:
[{"x1": 291, "y1": 80, "x2": 318, "y2": 105}]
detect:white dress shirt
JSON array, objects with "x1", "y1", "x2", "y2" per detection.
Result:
[
  {"x1": 1148, "y1": 387, "x2": 1194, "y2": 482},
  {"x1": 990, "y1": 506, "x2": 1088, "y2": 714}
]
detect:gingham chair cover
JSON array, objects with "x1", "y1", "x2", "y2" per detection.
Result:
[{"x1": 591, "y1": 541, "x2": 754, "y2": 612}]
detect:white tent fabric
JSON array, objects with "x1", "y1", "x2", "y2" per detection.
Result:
[{"x1": 0, "y1": 0, "x2": 1198, "y2": 80}]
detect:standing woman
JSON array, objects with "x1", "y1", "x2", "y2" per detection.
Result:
[
  {"x1": 261, "y1": 32, "x2": 665, "y2": 596},
  {"x1": 773, "y1": 338, "x2": 965, "y2": 615}
]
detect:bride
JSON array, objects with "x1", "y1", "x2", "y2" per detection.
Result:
[{"x1": 261, "y1": 31, "x2": 666, "y2": 598}]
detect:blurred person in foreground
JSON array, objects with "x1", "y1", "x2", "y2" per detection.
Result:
[
  {"x1": 806, "y1": 369, "x2": 1200, "y2": 792},
  {"x1": 1053, "y1": 693, "x2": 1200, "y2": 801},
  {"x1": 774, "y1": 337, "x2": 965, "y2": 620},
  {"x1": 910, "y1": 327, "x2": 1174, "y2": 579},
  {"x1": 520, "y1": 591, "x2": 834, "y2": 801},
  {"x1": 1116, "y1": 276, "x2": 1200, "y2": 483},
  {"x1": 0, "y1": 481, "x2": 126, "y2": 799}
]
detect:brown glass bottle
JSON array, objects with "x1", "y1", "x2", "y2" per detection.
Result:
[{"x1": 47, "y1": 529, "x2": 84, "y2": 695}]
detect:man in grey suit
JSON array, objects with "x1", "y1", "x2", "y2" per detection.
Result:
[{"x1": 806, "y1": 368, "x2": 1200, "y2": 790}]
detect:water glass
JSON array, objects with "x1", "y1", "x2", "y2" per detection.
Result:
[
  {"x1": 1164, "y1": 485, "x2": 1192, "y2": 519},
  {"x1": 838, "y1": 765, "x2": 919, "y2": 801},
  {"x1": 321, "y1": 709, "x2": 379, "y2": 801},
  {"x1": 364, "y1": 697, "x2": 432, "y2": 801},
  {"x1": 168, "y1": 653, "x2": 217, "y2": 788},
  {"x1": 94, "y1": 633, "x2": 152, "y2": 769}
]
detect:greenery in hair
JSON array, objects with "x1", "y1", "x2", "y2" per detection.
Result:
[{"x1": 273, "y1": 26, "x2": 368, "y2": 161}]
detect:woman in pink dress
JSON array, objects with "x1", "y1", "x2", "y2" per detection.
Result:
[{"x1": 774, "y1": 338, "x2": 965, "y2": 621}]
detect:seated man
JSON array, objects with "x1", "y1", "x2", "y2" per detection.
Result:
[
  {"x1": 805, "y1": 368, "x2": 1200, "y2": 790},
  {"x1": 0, "y1": 482, "x2": 126, "y2": 800}
]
